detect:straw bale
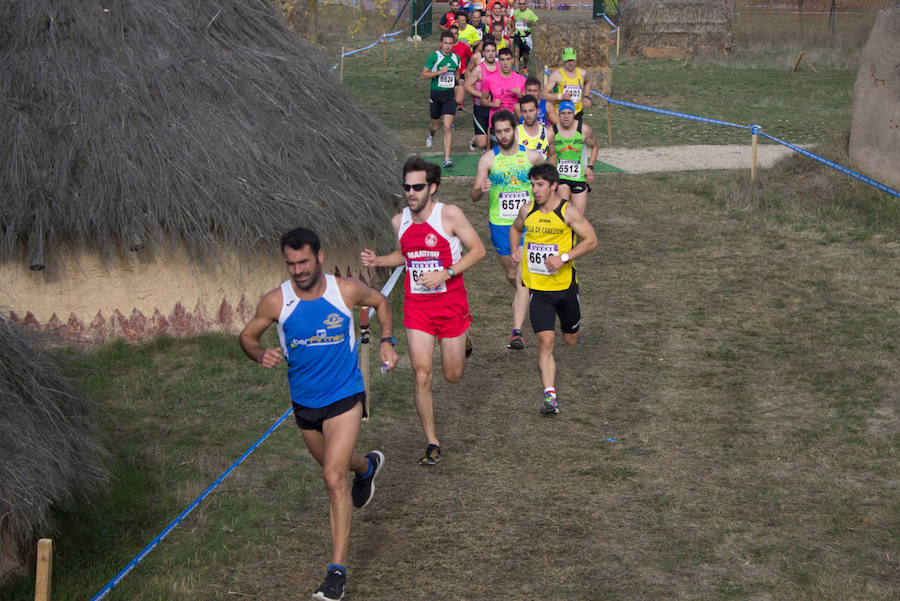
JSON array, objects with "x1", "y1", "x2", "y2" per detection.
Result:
[
  {"x1": 0, "y1": 0, "x2": 405, "y2": 272},
  {"x1": 621, "y1": 0, "x2": 735, "y2": 57},
  {"x1": 532, "y1": 21, "x2": 612, "y2": 95},
  {"x1": 0, "y1": 317, "x2": 108, "y2": 582}
]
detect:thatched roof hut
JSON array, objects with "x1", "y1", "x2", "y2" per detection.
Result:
[
  {"x1": 620, "y1": 0, "x2": 735, "y2": 57},
  {"x1": 0, "y1": 317, "x2": 108, "y2": 583},
  {"x1": 1, "y1": 0, "x2": 404, "y2": 342}
]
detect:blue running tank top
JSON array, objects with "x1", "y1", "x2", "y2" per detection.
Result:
[{"x1": 276, "y1": 274, "x2": 364, "y2": 408}]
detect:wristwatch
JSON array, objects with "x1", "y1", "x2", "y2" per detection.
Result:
[
  {"x1": 560, "y1": 253, "x2": 571, "y2": 263},
  {"x1": 380, "y1": 336, "x2": 397, "y2": 346},
  {"x1": 446, "y1": 267, "x2": 456, "y2": 278}
]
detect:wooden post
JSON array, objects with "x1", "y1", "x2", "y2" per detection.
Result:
[
  {"x1": 792, "y1": 51, "x2": 805, "y2": 72},
  {"x1": 606, "y1": 100, "x2": 613, "y2": 147},
  {"x1": 339, "y1": 47, "x2": 345, "y2": 83},
  {"x1": 34, "y1": 539, "x2": 52, "y2": 601},
  {"x1": 359, "y1": 307, "x2": 370, "y2": 420},
  {"x1": 750, "y1": 127, "x2": 759, "y2": 183},
  {"x1": 382, "y1": 34, "x2": 387, "y2": 65},
  {"x1": 616, "y1": 27, "x2": 621, "y2": 57},
  {"x1": 414, "y1": 23, "x2": 419, "y2": 48}
]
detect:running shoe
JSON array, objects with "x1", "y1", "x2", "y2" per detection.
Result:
[
  {"x1": 351, "y1": 450, "x2": 384, "y2": 509},
  {"x1": 465, "y1": 333, "x2": 473, "y2": 358},
  {"x1": 419, "y1": 443, "x2": 441, "y2": 466},
  {"x1": 457, "y1": 104, "x2": 466, "y2": 112},
  {"x1": 425, "y1": 133, "x2": 433, "y2": 148},
  {"x1": 540, "y1": 394, "x2": 559, "y2": 416},
  {"x1": 507, "y1": 329, "x2": 525, "y2": 350},
  {"x1": 469, "y1": 137, "x2": 478, "y2": 152},
  {"x1": 443, "y1": 158, "x2": 453, "y2": 169},
  {"x1": 312, "y1": 566, "x2": 346, "y2": 601}
]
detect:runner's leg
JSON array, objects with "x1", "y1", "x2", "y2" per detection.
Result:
[{"x1": 406, "y1": 328, "x2": 440, "y2": 445}]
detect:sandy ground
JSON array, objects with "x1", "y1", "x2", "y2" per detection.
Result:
[{"x1": 598, "y1": 144, "x2": 798, "y2": 173}]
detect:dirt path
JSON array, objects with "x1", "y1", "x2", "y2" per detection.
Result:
[{"x1": 596, "y1": 144, "x2": 798, "y2": 173}]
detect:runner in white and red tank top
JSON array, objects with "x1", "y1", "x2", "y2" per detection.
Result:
[{"x1": 361, "y1": 157, "x2": 486, "y2": 467}]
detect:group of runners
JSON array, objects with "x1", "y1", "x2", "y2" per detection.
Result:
[
  {"x1": 240, "y1": 150, "x2": 597, "y2": 599},
  {"x1": 237, "y1": 7, "x2": 606, "y2": 598}
]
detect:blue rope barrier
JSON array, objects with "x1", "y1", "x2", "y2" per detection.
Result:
[
  {"x1": 758, "y1": 131, "x2": 900, "y2": 199},
  {"x1": 546, "y1": 68, "x2": 900, "y2": 199},
  {"x1": 331, "y1": 29, "x2": 404, "y2": 69},
  {"x1": 88, "y1": 407, "x2": 296, "y2": 601},
  {"x1": 414, "y1": 1, "x2": 433, "y2": 26}
]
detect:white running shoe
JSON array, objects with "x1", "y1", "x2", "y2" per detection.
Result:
[{"x1": 425, "y1": 133, "x2": 433, "y2": 148}]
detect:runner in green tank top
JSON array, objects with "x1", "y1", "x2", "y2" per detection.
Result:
[
  {"x1": 471, "y1": 109, "x2": 544, "y2": 350},
  {"x1": 551, "y1": 100, "x2": 598, "y2": 215}
]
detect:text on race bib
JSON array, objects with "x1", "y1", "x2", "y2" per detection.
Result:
[
  {"x1": 515, "y1": 20, "x2": 527, "y2": 31},
  {"x1": 498, "y1": 190, "x2": 530, "y2": 220},
  {"x1": 557, "y1": 159, "x2": 581, "y2": 178},
  {"x1": 408, "y1": 259, "x2": 447, "y2": 294},
  {"x1": 437, "y1": 71, "x2": 456, "y2": 88},
  {"x1": 526, "y1": 242, "x2": 558, "y2": 276},
  {"x1": 563, "y1": 84, "x2": 582, "y2": 103}
]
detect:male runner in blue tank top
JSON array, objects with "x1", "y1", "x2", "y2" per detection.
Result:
[{"x1": 240, "y1": 227, "x2": 399, "y2": 601}]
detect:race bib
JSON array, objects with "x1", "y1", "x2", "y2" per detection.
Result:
[
  {"x1": 437, "y1": 71, "x2": 456, "y2": 88},
  {"x1": 498, "y1": 190, "x2": 530, "y2": 220},
  {"x1": 408, "y1": 259, "x2": 447, "y2": 294},
  {"x1": 563, "y1": 84, "x2": 582, "y2": 104},
  {"x1": 557, "y1": 159, "x2": 581, "y2": 179},
  {"x1": 526, "y1": 242, "x2": 558, "y2": 275},
  {"x1": 515, "y1": 20, "x2": 527, "y2": 32}
]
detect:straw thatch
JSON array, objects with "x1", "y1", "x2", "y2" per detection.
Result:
[
  {"x1": 0, "y1": 316, "x2": 108, "y2": 582},
  {"x1": 620, "y1": 0, "x2": 735, "y2": 57},
  {"x1": 1, "y1": 0, "x2": 404, "y2": 272},
  {"x1": 532, "y1": 21, "x2": 612, "y2": 96}
]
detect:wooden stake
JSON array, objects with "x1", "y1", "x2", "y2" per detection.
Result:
[
  {"x1": 34, "y1": 539, "x2": 52, "y2": 601},
  {"x1": 792, "y1": 51, "x2": 805, "y2": 72},
  {"x1": 616, "y1": 28, "x2": 621, "y2": 57},
  {"x1": 750, "y1": 130, "x2": 759, "y2": 183},
  {"x1": 339, "y1": 46, "x2": 345, "y2": 83},
  {"x1": 382, "y1": 35, "x2": 387, "y2": 65},
  {"x1": 606, "y1": 101, "x2": 613, "y2": 147},
  {"x1": 359, "y1": 307, "x2": 370, "y2": 421}
]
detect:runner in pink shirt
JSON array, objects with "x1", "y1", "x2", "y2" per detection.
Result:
[{"x1": 480, "y1": 47, "x2": 525, "y2": 128}]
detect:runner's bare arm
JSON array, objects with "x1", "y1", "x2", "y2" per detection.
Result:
[
  {"x1": 417, "y1": 204, "x2": 486, "y2": 289},
  {"x1": 583, "y1": 124, "x2": 600, "y2": 183},
  {"x1": 508, "y1": 206, "x2": 527, "y2": 264},
  {"x1": 526, "y1": 148, "x2": 546, "y2": 167},
  {"x1": 470, "y1": 152, "x2": 494, "y2": 201},
  {"x1": 463, "y1": 66, "x2": 483, "y2": 97},
  {"x1": 421, "y1": 65, "x2": 450, "y2": 80},
  {"x1": 563, "y1": 205, "x2": 598, "y2": 259},
  {"x1": 582, "y1": 71, "x2": 593, "y2": 108},
  {"x1": 360, "y1": 214, "x2": 405, "y2": 267},
  {"x1": 239, "y1": 289, "x2": 284, "y2": 368},
  {"x1": 541, "y1": 72, "x2": 559, "y2": 101},
  {"x1": 338, "y1": 279, "x2": 400, "y2": 371}
]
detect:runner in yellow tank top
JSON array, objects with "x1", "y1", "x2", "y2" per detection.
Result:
[
  {"x1": 542, "y1": 47, "x2": 593, "y2": 125},
  {"x1": 509, "y1": 163, "x2": 598, "y2": 416},
  {"x1": 516, "y1": 94, "x2": 556, "y2": 161}
]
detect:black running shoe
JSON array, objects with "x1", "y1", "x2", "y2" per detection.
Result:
[
  {"x1": 351, "y1": 450, "x2": 384, "y2": 509},
  {"x1": 507, "y1": 329, "x2": 525, "y2": 350},
  {"x1": 419, "y1": 443, "x2": 441, "y2": 466},
  {"x1": 465, "y1": 333, "x2": 474, "y2": 358},
  {"x1": 312, "y1": 567, "x2": 346, "y2": 601}
]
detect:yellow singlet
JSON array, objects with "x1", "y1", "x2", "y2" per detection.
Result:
[
  {"x1": 556, "y1": 67, "x2": 585, "y2": 115},
  {"x1": 516, "y1": 123, "x2": 549, "y2": 158},
  {"x1": 521, "y1": 200, "x2": 576, "y2": 291}
]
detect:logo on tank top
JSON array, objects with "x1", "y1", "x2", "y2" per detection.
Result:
[
  {"x1": 425, "y1": 233, "x2": 438, "y2": 247},
  {"x1": 289, "y1": 315, "x2": 347, "y2": 349},
  {"x1": 323, "y1": 313, "x2": 344, "y2": 329}
]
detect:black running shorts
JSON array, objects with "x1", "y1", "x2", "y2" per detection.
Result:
[
  {"x1": 529, "y1": 281, "x2": 581, "y2": 334},
  {"x1": 430, "y1": 88, "x2": 457, "y2": 120},
  {"x1": 293, "y1": 391, "x2": 367, "y2": 432}
]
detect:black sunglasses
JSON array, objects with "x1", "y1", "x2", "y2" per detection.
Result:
[{"x1": 403, "y1": 183, "x2": 428, "y2": 192}]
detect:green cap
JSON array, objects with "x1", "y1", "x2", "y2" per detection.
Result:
[{"x1": 561, "y1": 47, "x2": 577, "y2": 61}]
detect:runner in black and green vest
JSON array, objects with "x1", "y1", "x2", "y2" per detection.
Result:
[{"x1": 551, "y1": 100, "x2": 599, "y2": 215}]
